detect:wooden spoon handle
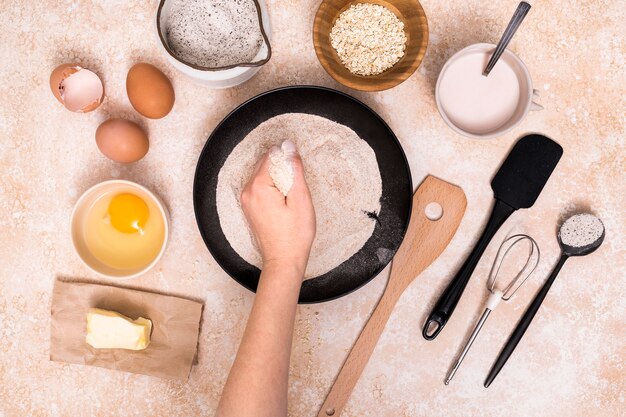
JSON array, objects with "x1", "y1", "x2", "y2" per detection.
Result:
[
  {"x1": 317, "y1": 176, "x2": 467, "y2": 417},
  {"x1": 317, "y1": 285, "x2": 401, "y2": 417}
]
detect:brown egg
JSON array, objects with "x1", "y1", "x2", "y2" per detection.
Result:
[
  {"x1": 126, "y1": 63, "x2": 175, "y2": 119},
  {"x1": 50, "y1": 63, "x2": 104, "y2": 112},
  {"x1": 95, "y1": 119, "x2": 149, "y2": 163}
]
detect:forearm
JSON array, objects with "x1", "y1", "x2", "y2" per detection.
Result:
[{"x1": 216, "y1": 262, "x2": 303, "y2": 417}]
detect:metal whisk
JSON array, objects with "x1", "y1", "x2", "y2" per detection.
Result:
[{"x1": 444, "y1": 234, "x2": 540, "y2": 385}]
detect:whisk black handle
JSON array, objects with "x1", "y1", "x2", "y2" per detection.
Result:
[
  {"x1": 484, "y1": 254, "x2": 569, "y2": 387},
  {"x1": 422, "y1": 199, "x2": 516, "y2": 340}
]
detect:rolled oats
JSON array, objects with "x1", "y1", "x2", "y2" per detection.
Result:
[{"x1": 330, "y1": 3, "x2": 407, "y2": 76}]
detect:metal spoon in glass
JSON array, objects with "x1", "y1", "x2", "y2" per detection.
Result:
[
  {"x1": 484, "y1": 213, "x2": 605, "y2": 387},
  {"x1": 483, "y1": 1, "x2": 532, "y2": 76},
  {"x1": 444, "y1": 234, "x2": 540, "y2": 385}
]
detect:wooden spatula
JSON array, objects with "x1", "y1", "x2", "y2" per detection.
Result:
[{"x1": 317, "y1": 175, "x2": 467, "y2": 417}]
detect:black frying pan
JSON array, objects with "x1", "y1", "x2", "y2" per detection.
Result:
[{"x1": 193, "y1": 86, "x2": 412, "y2": 303}]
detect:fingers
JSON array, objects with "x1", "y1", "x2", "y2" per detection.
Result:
[
  {"x1": 250, "y1": 149, "x2": 276, "y2": 188},
  {"x1": 243, "y1": 142, "x2": 312, "y2": 211},
  {"x1": 286, "y1": 148, "x2": 313, "y2": 208},
  {"x1": 242, "y1": 148, "x2": 285, "y2": 207},
  {"x1": 281, "y1": 140, "x2": 297, "y2": 157}
]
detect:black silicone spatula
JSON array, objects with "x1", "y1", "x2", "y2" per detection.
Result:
[{"x1": 422, "y1": 134, "x2": 563, "y2": 340}]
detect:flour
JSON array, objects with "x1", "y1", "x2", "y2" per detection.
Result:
[
  {"x1": 216, "y1": 113, "x2": 382, "y2": 279},
  {"x1": 165, "y1": 0, "x2": 263, "y2": 68},
  {"x1": 559, "y1": 213, "x2": 604, "y2": 248},
  {"x1": 268, "y1": 141, "x2": 295, "y2": 196}
]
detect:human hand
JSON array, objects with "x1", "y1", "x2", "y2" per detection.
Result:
[{"x1": 241, "y1": 141, "x2": 316, "y2": 277}]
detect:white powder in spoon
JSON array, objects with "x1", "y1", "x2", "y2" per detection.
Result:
[
  {"x1": 559, "y1": 213, "x2": 604, "y2": 248},
  {"x1": 216, "y1": 113, "x2": 382, "y2": 279}
]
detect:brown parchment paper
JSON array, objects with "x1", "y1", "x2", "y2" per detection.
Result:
[{"x1": 50, "y1": 279, "x2": 203, "y2": 381}]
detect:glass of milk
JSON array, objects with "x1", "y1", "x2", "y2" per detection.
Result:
[{"x1": 435, "y1": 43, "x2": 542, "y2": 139}]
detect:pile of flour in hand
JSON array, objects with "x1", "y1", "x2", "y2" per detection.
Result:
[
  {"x1": 165, "y1": 0, "x2": 263, "y2": 68},
  {"x1": 268, "y1": 141, "x2": 296, "y2": 196},
  {"x1": 216, "y1": 113, "x2": 382, "y2": 279}
]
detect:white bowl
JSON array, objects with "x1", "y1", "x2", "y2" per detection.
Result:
[
  {"x1": 70, "y1": 180, "x2": 169, "y2": 279},
  {"x1": 155, "y1": 0, "x2": 272, "y2": 89},
  {"x1": 435, "y1": 43, "x2": 543, "y2": 139}
]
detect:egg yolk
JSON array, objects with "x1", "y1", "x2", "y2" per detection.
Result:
[{"x1": 107, "y1": 193, "x2": 149, "y2": 234}]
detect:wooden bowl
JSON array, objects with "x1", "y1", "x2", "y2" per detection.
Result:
[{"x1": 313, "y1": 0, "x2": 429, "y2": 92}]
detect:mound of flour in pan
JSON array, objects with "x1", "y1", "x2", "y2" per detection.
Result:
[{"x1": 216, "y1": 113, "x2": 382, "y2": 279}]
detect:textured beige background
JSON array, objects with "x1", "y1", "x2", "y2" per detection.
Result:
[{"x1": 0, "y1": 0, "x2": 624, "y2": 416}]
